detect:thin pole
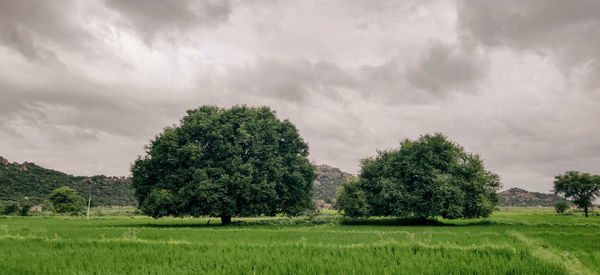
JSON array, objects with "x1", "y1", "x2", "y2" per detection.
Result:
[{"x1": 86, "y1": 194, "x2": 91, "y2": 219}]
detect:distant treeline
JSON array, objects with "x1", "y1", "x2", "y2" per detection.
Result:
[
  {"x1": 0, "y1": 157, "x2": 136, "y2": 206},
  {"x1": 1, "y1": 156, "x2": 561, "y2": 208}
]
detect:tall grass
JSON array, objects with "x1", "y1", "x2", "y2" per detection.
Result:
[{"x1": 0, "y1": 209, "x2": 598, "y2": 274}]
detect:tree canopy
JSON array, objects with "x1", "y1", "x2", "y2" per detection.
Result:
[
  {"x1": 337, "y1": 133, "x2": 501, "y2": 219},
  {"x1": 554, "y1": 200, "x2": 570, "y2": 214},
  {"x1": 48, "y1": 186, "x2": 85, "y2": 214},
  {"x1": 554, "y1": 171, "x2": 600, "y2": 217},
  {"x1": 131, "y1": 105, "x2": 316, "y2": 224}
]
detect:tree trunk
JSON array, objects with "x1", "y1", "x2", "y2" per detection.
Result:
[
  {"x1": 585, "y1": 206, "x2": 588, "y2": 217},
  {"x1": 221, "y1": 216, "x2": 232, "y2": 225}
]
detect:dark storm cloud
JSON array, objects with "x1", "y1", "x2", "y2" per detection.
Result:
[
  {"x1": 405, "y1": 40, "x2": 486, "y2": 94},
  {"x1": 457, "y1": 0, "x2": 600, "y2": 74},
  {"x1": 0, "y1": 0, "x2": 92, "y2": 61},
  {"x1": 104, "y1": 0, "x2": 231, "y2": 42},
  {"x1": 0, "y1": 75, "x2": 194, "y2": 146},
  {"x1": 224, "y1": 59, "x2": 359, "y2": 103},
  {"x1": 221, "y1": 57, "x2": 459, "y2": 105}
]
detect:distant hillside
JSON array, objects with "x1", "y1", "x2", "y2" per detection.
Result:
[
  {"x1": 0, "y1": 156, "x2": 135, "y2": 206},
  {"x1": 313, "y1": 164, "x2": 353, "y2": 202},
  {"x1": 1, "y1": 157, "x2": 353, "y2": 207},
  {"x1": 499, "y1": 187, "x2": 562, "y2": 207}
]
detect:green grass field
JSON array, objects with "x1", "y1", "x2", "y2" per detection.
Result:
[{"x1": 1, "y1": 209, "x2": 599, "y2": 274}]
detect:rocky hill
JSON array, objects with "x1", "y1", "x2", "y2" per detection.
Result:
[
  {"x1": 499, "y1": 187, "x2": 563, "y2": 207},
  {"x1": 0, "y1": 156, "x2": 136, "y2": 206},
  {"x1": 312, "y1": 164, "x2": 353, "y2": 203}
]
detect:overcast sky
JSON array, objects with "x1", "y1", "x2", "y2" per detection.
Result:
[{"x1": 1, "y1": 0, "x2": 599, "y2": 192}]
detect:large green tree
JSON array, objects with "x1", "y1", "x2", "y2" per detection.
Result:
[
  {"x1": 554, "y1": 171, "x2": 600, "y2": 217},
  {"x1": 338, "y1": 133, "x2": 501, "y2": 219},
  {"x1": 48, "y1": 186, "x2": 85, "y2": 214},
  {"x1": 131, "y1": 105, "x2": 316, "y2": 224}
]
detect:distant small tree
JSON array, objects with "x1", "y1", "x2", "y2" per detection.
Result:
[
  {"x1": 554, "y1": 171, "x2": 600, "y2": 217},
  {"x1": 554, "y1": 200, "x2": 570, "y2": 214},
  {"x1": 19, "y1": 202, "x2": 31, "y2": 216},
  {"x1": 48, "y1": 186, "x2": 85, "y2": 214}
]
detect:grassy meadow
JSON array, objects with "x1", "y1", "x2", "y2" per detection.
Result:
[{"x1": 1, "y1": 208, "x2": 599, "y2": 274}]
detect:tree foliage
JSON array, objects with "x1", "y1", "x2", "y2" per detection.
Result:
[
  {"x1": 131, "y1": 105, "x2": 316, "y2": 223},
  {"x1": 19, "y1": 202, "x2": 31, "y2": 216},
  {"x1": 1, "y1": 202, "x2": 19, "y2": 215},
  {"x1": 554, "y1": 171, "x2": 600, "y2": 217},
  {"x1": 554, "y1": 200, "x2": 570, "y2": 214},
  {"x1": 48, "y1": 186, "x2": 85, "y2": 214},
  {"x1": 338, "y1": 133, "x2": 501, "y2": 219},
  {"x1": 336, "y1": 178, "x2": 368, "y2": 217}
]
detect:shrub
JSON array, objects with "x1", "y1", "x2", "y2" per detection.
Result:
[
  {"x1": 1, "y1": 202, "x2": 19, "y2": 215},
  {"x1": 48, "y1": 186, "x2": 85, "y2": 214},
  {"x1": 19, "y1": 203, "x2": 30, "y2": 216},
  {"x1": 555, "y1": 200, "x2": 570, "y2": 214}
]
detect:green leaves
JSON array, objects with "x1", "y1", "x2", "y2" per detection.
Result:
[
  {"x1": 48, "y1": 186, "x2": 85, "y2": 214},
  {"x1": 553, "y1": 171, "x2": 600, "y2": 217},
  {"x1": 338, "y1": 133, "x2": 501, "y2": 219},
  {"x1": 141, "y1": 189, "x2": 176, "y2": 218},
  {"x1": 336, "y1": 178, "x2": 368, "y2": 218},
  {"x1": 131, "y1": 105, "x2": 316, "y2": 219}
]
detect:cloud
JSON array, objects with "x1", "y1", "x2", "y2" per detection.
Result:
[
  {"x1": 0, "y1": 74, "x2": 192, "y2": 146},
  {"x1": 215, "y1": 57, "x2": 467, "y2": 105},
  {"x1": 104, "y1": 0, "x2": 231, "y2": 43},
  {"x1": 222, "y1": 58, "x2": 359, "y2": 103},
  {"x1": 405, "y1": 40, "x2": 487, "y2": 94},
  {"x1": 0, "y1": 0, "x2": 93, "y2": 61},
  {"x1": 457, "y1": 0, "x2": 600, "y2": 78}
]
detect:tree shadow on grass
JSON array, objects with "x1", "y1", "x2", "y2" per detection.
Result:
[
  {"x1": 106, "y1": 217, "x2": 329, "y2": 228},
  {"x1": 104, "y1": 216, "x2": 494, "y2": 228},
  {"x1": 340, "y1": 217, "x2": 494, "y2": 227},
  {"x1": 107, "y1": 219, "x2": 231, "y2": 228}
]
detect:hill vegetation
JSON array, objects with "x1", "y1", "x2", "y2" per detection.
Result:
[
  {"x1": 499, "y1": 187, "x2": 562, "y2": 207},
  {"x1": 312, "y1": 164, "x2": 352, "y2": 203},
  {"x1": 0, "y1": 156, "x2": 135, "y2": 206}
]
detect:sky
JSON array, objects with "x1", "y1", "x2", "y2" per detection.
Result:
[{"x1": 1, "y1": 0, "x2": 599, "y2": 193}]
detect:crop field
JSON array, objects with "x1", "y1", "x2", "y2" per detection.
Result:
[{"x1": 1, "y1": 209, "x2": 599, "y2": 274}]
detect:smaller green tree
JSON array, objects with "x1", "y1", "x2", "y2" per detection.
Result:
[
  {"x1": 336, "y1": 178, "x2": 368, "y2": 217},
  {"x1": 337, "y1": 133, "x2": 500, "y2": 219},
  {"x1": 554, "y1": 200, "x2": 570, "y2": 214},
  {"x1": 19, "y1": 202, "x2": 31, "y2": 216},
  {"x1": 554, "y1": 171, "x2": 600, "y2": 217},
  {"x1": 48, "y1": 186, "x2": 84, "y2": 214}
]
